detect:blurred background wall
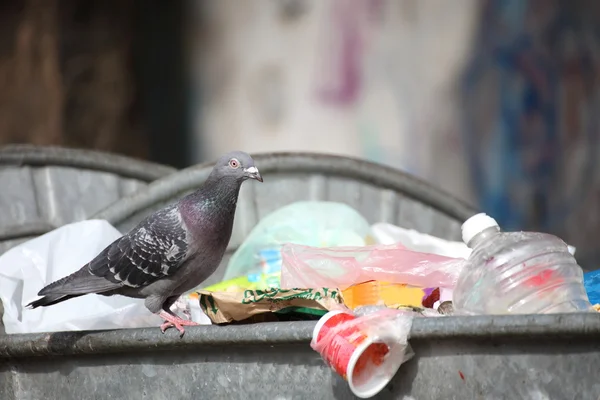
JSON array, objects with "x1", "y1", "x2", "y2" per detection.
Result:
[
  {"x1": 0, "y1": 0, "x2": 189, "y2": 167},
  {"x1": 191, "y1": 0, "x2": 477, "y2": 202},
  {"x1": 0, "y1": 0, "x2": 146, "y2": 158},
  {"x1": 1, "y1": 0, "x2": 600, "y2": 268}
]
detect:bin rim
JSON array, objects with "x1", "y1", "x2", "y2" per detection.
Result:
[
  {"x1": 0, "y1": 313, "x2": 597, "y2": 359},
  {"x1": 0, "y1": 144, "x2": 176, "y2": 182},
  {"x1": 93, "y1": 151, "x2": 477, "y2": 226}
]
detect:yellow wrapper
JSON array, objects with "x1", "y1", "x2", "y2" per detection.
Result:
[{"x1": 342, "y1": 281, "x2": 427, "y2": 309}]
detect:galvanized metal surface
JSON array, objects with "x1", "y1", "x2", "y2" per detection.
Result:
[
  {"x1": 0, "y1": 145, "x2": 175, "y2": 181},
  {"x1": 94, "y1": 152, "x2": 477, "y2": 287},
  {"x1": 0, "y1": 145, "x2": 175, "y2": 254},
  {"x1": 0, "y1": 313, "x2": 598, "y2": 399}
]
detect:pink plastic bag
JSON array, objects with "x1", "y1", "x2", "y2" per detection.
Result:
[{"x1": 281, "y1": 243, "x2": 465, "y2": 290}]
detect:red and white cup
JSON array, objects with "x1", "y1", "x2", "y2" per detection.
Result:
[{"x1": 312, "y1": 310, "x2": 406, "y2": 398}]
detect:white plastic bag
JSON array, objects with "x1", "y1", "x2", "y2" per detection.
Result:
[
  {"x1": 370, "y1": 222, "x2": 472, "y2": 259},
  {"x1": 0, "y1": 220, "x2": 165, "y2": 334}
]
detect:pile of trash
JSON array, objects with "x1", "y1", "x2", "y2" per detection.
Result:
[{"x1": 0, "y1": 201, "x2": 597, "y2": 398}]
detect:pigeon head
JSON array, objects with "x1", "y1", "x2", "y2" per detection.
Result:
[{"x1": 210, "y1": 151, "x2": 263, "y2": 183}]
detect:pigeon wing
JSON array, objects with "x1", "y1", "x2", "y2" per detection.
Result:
[{"x1": 88, "y1": 205, "x2": 189, "y2": 288}]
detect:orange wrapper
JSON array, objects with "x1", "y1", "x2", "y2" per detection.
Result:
[{"x1": 342, "y1": 280, "x2": 435, "y2": 309}]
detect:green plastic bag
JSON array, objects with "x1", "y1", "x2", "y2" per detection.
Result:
[{"x1": 223, "y1": 201, "x2": 371, "y2": 282}]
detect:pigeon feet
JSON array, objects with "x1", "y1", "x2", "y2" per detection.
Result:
[{"x1": 159, "y1": 311, "x2": 199, "y2": 337}]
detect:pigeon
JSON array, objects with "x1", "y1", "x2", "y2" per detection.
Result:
[{"x1": 27, "y1": 151, "x2": 263, "y2": 336}]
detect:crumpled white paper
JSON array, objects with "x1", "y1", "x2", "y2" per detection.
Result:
[
  {"x1": 0, "y1": 219, "x2": 207, "y2": 334},
  {"x1": 371, "y1": 222, "x2": 576, "y2": 257},
  {"x1": 370, "y1": 222, "x2": 472, "y2": 259}
]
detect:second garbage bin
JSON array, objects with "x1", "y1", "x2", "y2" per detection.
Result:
[{"x1": 0, "y1": 145, "x2": 175, "y2": 255}]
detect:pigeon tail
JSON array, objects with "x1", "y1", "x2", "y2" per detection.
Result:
[
  {"x1": 38, "y1": 267, "x2": 121, "y2": 297},
  {"x1": 27, "y1": 293, "x2": 82, "y2": 309}
]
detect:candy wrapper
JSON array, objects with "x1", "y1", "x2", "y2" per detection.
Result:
[
  {"x1": 312, "y1": 308, "x2": 414, "y2": 398},
  {"x1": 196, "y1": 288, "x2": 344, "y2": 324},
  {"x1": 342, "y1": 280, "x2": 450, "y2": 310}
]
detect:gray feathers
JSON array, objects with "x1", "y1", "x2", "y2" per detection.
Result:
[
  {"x1": 89, "y1": 205, "x2": 189, "y2": 288},
  {"x1": 39, "y1": 270, "x2": 120, "y2": 295}
]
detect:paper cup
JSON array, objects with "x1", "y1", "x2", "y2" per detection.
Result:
[{"x1": 312, "y1": 310, "x2": 406, "y2": 398}]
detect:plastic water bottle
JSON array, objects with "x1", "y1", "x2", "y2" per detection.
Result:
[{"x1": 453, "y1": 213, "x2": 592, "y2": 315}]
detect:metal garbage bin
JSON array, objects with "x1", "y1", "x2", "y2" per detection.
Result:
[
  {"x1": 0, "y1": 145, "x2": 175, "y2": 255},
  {"x1": 2, "y1": 152, "x2": 598, "y2": 399},
  {"x1": 0, "y1": 314, "x2": 598, "y2": 399}
]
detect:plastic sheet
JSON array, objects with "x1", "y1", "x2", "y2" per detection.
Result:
[
  {"x1": 281, "y1": 242, "x2": 465, "y2": 291},
  {"x1": 584, "y1": 269, "x2": 600, "y2": 305}
]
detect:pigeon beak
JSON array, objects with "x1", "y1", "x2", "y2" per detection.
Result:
[{"x1": 244, "y1": 166, "x2": 263, "y2": 182}]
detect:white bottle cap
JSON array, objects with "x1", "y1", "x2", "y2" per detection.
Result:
[{"x1": 461, "y1": 213, "x2": 499, "y2": 245}]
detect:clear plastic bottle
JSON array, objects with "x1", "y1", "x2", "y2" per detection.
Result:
[{"x1": 454, "y1": 213, "x2": 593, "y2": 315}]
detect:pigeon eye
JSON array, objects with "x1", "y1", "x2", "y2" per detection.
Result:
[{"x1": 229, "y1": 159, "x2": 239, "y2": 169}]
